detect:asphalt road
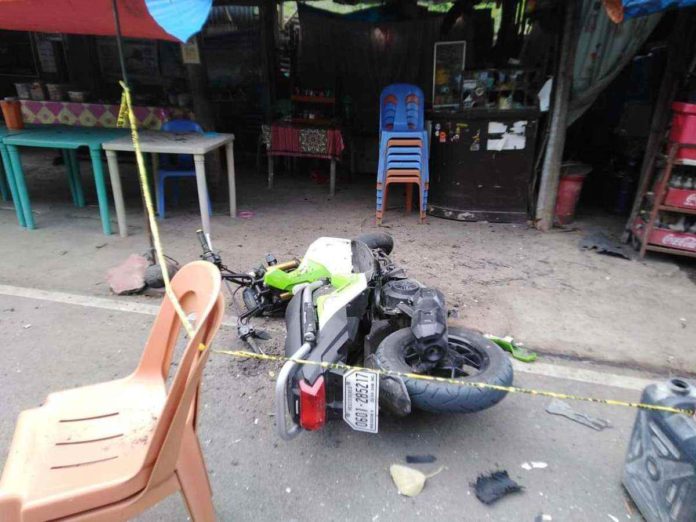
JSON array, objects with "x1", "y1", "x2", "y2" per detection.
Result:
[{"x1": 0, "y1": 291, "x2": 651, "y2": 521}]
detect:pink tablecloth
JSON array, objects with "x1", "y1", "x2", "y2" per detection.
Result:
[{"x1": 20, "y1": 100, "x2": 193, "y2": 130}]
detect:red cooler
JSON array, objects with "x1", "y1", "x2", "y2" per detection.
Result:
[{"x1": 669, "y1": 102, "x2": 696, "y2": 161}]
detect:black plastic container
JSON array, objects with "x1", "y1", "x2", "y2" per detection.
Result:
[{"x1": 623, "y1": 378, "x2": 696, "y2": 522}]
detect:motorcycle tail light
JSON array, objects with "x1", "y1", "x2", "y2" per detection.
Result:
[{"x1": 299, "y1": 376, "x2": 326, "y2": 431}]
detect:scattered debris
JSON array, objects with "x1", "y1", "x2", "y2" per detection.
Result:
[
  {"x1": 389, "y1": 464, "x2": 443, "y2": 497},
  {"x1": 22, "y1": 323, "x2": 31, "y2": 329},
  {"x1": 521, "y1": 461, "x2": 548, "y2": 471},
  {"x1": 579, "y1": 232, "x2": 630, "y2": 260},
  {"x1": 486, "y1": 334, "x2": 537, "y2": 362},
  {"x1": 285, "y1": 487, "x2": 292, "y2": 494},
  {"x1": 95, "y1": 243, "x2": 107, "y2": 249},
  {"x1": 106, "y1": 254, "x2": 149, "y2": 295},
  {"x1": 238, "y1": 210, "x2": 255, "y2": 219},
  {"x1": 535, "y1": 515, "x2": 553, "y2": 522},
  {"x1": 406, "y1": 455, "x2": 437, "y2": 464},
  {"x1": 607, "y1": 515, "x2": 619, "y2": 522},
  {"x1": 546, "y1": 399, "x2": 610, "y2": 431},
  {"x1": 473, "y1": 470, "x2": 522, "y2": 505}
]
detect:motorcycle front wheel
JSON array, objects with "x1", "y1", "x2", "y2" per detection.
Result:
[{"x1": 374, "y1": 326, "x2": 513, "y2": 413}]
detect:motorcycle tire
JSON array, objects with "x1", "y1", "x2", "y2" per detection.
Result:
[
  {"x1": 353, "y1": 232, "x2": 394, "y2": 255},
  {"x1": 374, "y1": 326, "x2": 513, "y2": 413}
]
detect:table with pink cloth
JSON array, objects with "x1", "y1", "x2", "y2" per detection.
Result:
[
  {"x1": 261, "y1": 121, "x2": 345, "y2": 196},
  {"x1": 20, "y1": 100, "x2": 193, "y2": 130}
]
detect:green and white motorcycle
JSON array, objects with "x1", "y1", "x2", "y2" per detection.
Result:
[{"x1": 199, "y1": 231, "x2": 513, "y2": 439}]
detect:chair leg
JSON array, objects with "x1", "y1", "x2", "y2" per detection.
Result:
[
  {"x1": 377, "y1": 183, "x2": 389, "y2": 225},
  {"x1": 405, "y1": 184, "x2": 413, "y2": 213},
  {"x1": 419, "y1": 183, "x2": 426, "y2": 222},
  {"x1": 177, "y1": 428, "x2": 215, "y2": 522},
  {"x1": 157, "y1": 176, "x2": 166, "y2": 219},
  {"x1": 62, "y1": 149, "x2": 78, "y2": 206},
  {"x1": 68, "y1": 150, "x2": 86, "y2": 208},
  {"x1": 173, "y1": 179, "x2": 181, "y2": 207}
]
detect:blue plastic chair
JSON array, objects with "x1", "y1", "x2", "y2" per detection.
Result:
[
  {"x1": 376, "y1": 84, "x2": 429, "y2": 223},
  {"x1": 156, "y1": 119, "x2": 211, "y2": 219}
]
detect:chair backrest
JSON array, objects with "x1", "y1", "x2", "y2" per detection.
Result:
[
  {"x1": 162, "y1": 120, "x2": 204, "y2": 168},
  {"x1": 379, "y1": 84, "x2": 425, "y2": 132},
  {"x1": 134, "y1": 261, "x2": 224, "y2": 486},
  {"x1": 162, "y1": 119, "x2": 204, "y2": 134}
]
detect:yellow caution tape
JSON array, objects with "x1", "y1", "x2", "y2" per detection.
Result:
[
  {"x1": 119, "y1": 82, "x2": 198, "y2": 345},
  {"x1": 214, "y1": 349, "x2": 695, "y2": 417}
]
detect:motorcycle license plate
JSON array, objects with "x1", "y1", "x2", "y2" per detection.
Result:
[{"x1": 343, "y1": 369, "x2": 379, "y2": 433}]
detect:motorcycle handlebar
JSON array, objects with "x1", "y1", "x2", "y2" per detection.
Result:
[{"x1": 197, "y1": 229, "x2": 212, "y2": 255}]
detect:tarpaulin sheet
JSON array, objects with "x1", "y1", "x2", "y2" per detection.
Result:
[
  {"x1": 569, "y1": 0, "x2": 661, "y2": 123},
  {"x1": 0, "y1": 0, "x2": 211, "y2": 42},
  {"x1": 297, "y1": 4, "x2": 443, "y2": 132},
  {"x1": 605, "y1": 0, "x2": 696, "y2": 22}
]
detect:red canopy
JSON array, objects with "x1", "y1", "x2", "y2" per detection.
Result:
[{"x1": 0, "y1": 0, "x2": 178, "y2": 41}]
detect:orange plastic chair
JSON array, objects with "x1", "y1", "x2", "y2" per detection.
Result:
[
  {"x1": 0, "y1": 260, "x2": 225, "y2": 522},
  {"x1": 376, "y1": 169, "x2": 428, "y2": 224}
]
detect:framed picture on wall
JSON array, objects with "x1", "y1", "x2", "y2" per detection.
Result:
[{"x1": 432, "y1": 41, "x2": 466, "y2": 110}]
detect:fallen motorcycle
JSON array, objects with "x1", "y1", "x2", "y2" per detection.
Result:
[{"x1": 199, "y1": 231, "x2": 513, "y2": 439}]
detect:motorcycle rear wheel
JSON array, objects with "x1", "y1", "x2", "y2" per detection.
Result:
[{"x1": 374, "y1": 326, "x2": 513, "y2": 413}]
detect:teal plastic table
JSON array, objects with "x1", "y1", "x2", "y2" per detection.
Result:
[
  {"x1": 3, "y1": 126, "x2": 129, "y2": 234},
  {"x1": 0, "y1": 126, "x2": 34, "y2": 227}
]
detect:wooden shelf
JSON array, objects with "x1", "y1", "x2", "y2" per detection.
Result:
[
  {"x1": 658, "y1": 204, "x2": 696, "y2": 215},
  {"x1": 291, "y1": 95, "x2": 336, "y2": 105},
  {"x1": 645, "y1": 244, "x2": 696, "y2": 259}
]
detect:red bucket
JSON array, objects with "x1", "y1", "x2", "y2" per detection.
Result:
[{"x1": 669, "y1": 102, "x2": 696, "y2": 161}]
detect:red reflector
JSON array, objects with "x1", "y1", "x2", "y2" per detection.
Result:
[{"x1": 299, "y1": 376, "x2": 326, "y2": 431}]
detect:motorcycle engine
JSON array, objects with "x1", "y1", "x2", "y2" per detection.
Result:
[{"x1": 380, "y1": 278, "x2": 422, "y2": 314}]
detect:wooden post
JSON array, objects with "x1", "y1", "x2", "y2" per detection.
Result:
[
  {"x1": 535, "y1": 0, "x2": 580, "y2": 231},
  {"x1": 185, "y1": 35, "x2": 216, "y2": 131},
  {"x1": 184, "y1": 34, "x2": 220, "y2": 191},
  {"x1": 260, "y1": 0, "x2": 277, "y2": 123}
]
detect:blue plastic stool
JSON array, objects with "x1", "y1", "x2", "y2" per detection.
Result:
[{"x1": 156, "y1": 119, "x2": 211, "y2": 219}]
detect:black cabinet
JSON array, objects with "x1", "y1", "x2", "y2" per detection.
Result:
[{"x1": 428, "y1": 109, "x2": 539, "y2": 223}]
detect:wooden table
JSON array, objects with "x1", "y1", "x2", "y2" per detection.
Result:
[
  {"x1": 3, "y1": 126, "x2": 128, "y2": 234},
  {"x1": 102, "y1": 131, "x2": 236, "y2": 238}
]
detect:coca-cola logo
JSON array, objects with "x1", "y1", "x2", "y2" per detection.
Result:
[
  {"x1": 662, "y1": 234, "x2": 696, "y2": 250},
  {"x1": 685, "y1": 193, "x2": 696, "y2": 207}
]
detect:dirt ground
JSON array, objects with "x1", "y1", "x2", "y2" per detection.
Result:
[{"x1": 1, "y1": 150, "x2": 695, "y2": 374}]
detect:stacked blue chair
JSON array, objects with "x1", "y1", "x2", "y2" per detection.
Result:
[
  {"x1": 156, "y1": 119, "x2": 211, "y2": 219},
  {"x1": 376, "y1": 84, "x2": 429, "y2": 224}
]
